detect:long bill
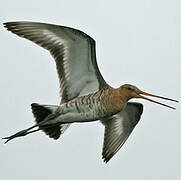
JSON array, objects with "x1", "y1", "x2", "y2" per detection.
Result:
[{"x1": 136, "y1": 92, "x2": 178, "y2": 110}]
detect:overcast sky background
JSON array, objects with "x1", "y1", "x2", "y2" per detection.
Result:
[{"x1": 0, "y1": 0, "x2": 181, "y2": 179}]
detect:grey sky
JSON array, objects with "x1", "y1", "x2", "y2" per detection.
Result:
[{"x1": 1, "y1": 0, "x2": 181, "y2": 179}]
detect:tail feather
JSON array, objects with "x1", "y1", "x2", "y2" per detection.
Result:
[
  {"x1": 31, "y1": 103, "x2": 52, "y2": 123},
  {"x1": 31, "y1": 103, "x2": 70, "y2": 140}
]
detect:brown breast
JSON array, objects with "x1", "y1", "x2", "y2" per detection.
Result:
[{"x1": 100, "y1": 87, "x2": 127, "y2": 116}]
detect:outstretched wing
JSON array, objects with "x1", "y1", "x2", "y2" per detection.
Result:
[
  {"x1": 101, "y1": 102, "x2": 143, "y2": 163},
  {"x1": 4, "y1": 21, "x2": 107, "y2": 103},
  {"x1": 4, "y1": 21, "x2": 108, "y2": 140}
]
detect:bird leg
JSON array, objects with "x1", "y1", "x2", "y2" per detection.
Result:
[
  {"x1": 2, "y1": 125, "x2": 39, "y2": 144},
  {"x1": 2, "y1": 114, "x2": 59, "y2": 144}
]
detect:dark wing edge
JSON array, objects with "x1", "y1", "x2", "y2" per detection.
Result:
[
  {"x1": 3, "y1": 21, "x2": 107, "y2": 102},
  {"x1": 101, "y1": 102, "x2": 143, "y2": 163},
  {"x1": 89, "y1": 39, "x2": 107, "y2": 90}
]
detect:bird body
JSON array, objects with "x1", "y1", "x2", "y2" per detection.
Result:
[
  {"x1": 36, "y1": 86, "x2": 127, "y2": 125},
  {"x1": 3, "y1": 21, "x2": 178, "y2": 163}
]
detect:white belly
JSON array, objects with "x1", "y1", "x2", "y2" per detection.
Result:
[
  {"x1": 45, "y1": 88, "x2": 117, "y2": 124},
  {"x1": 53, "y1": 96, "x2": 105, "y2": 124}
]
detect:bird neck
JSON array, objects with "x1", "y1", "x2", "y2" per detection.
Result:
[
  {"x1": 104, "y1": 88, "x2": 128, "y2": 112},
  {"x1": 116, "y1": 87, "x2": 131, "y2": 103}
]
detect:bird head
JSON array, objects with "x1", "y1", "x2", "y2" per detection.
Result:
[{"x1": 120, "y1": 84, "x2": 178, "y2": 110}]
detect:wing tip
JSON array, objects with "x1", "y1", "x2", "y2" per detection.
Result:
[
  {"x1": 3, "y1": 22, "x2": 20, "y2": 32},
  {"x1": 3, "y1": 21, "x2": 39, "y2": 31},
  {"x1": 102, "y1": 149, "x2": 115, "y2": 163},
  {"x1": 102, "y1": 154, "x2": 112, "y2": 163},
  {"x1": 3, "y1": 21, "x2": 18, "y2": 27},
  {"x1": 3, "y1": 22, "x2": 10, "y2": 30}
]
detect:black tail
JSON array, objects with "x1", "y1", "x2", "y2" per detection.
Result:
[
  {"x1": 31, "y1": 103, "x2": 70, "y2": 140},
  {"x1": 3, "y1": 103, "x2": 70, "y2": 144},
  {"x1": 31, "y1": 103, "x2": 53, "y2": 123},
  {"x1": 31, "y1": 103, "x2": 63, "y2": 140}
]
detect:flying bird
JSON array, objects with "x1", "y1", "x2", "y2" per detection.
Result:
[{"x1": 3, "y1": 22, "x2": 178, "y2": 163}]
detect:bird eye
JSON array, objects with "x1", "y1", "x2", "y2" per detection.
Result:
[{"x1": 127, "y1": 87, "x2": 132, "y2": 90}]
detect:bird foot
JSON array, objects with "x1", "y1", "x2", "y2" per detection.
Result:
[{"x1": 2, "y1": 129, "x2": 29, "y2": 144}]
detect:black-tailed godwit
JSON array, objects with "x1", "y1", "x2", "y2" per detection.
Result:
[{"x1": 3, "y1": 22, "x2": 178, "y2": 163}]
